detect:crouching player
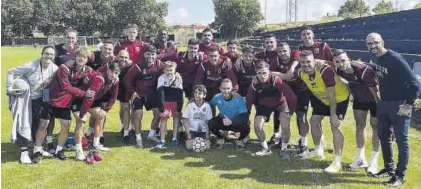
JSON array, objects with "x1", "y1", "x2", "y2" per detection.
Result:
[
  {"x1": 183, "y1": 85, "x2": 213, "y2": 151},
  {"x1": 73, "y1": 62, "x2": 120, "y2": 160},
  {"x1": 156, "y1": 61, "x2": 184, "y2": 149},
  {"x1": 209, "y1": 79, "x2": 250, "y2": 149},
  {"x1": 246, "y1": 62, "x2": 297, "y2": 158}
]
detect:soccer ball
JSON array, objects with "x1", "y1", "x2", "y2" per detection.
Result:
[
  {"x1": 12, "y1": 79, "x2": 30, "y2": 92},
  {"x1": 192, "y1": 137, "x2": 207, "y2": 153}
]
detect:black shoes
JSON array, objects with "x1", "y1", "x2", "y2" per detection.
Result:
[
  {"x1": 54, "y1": 150, "x2": 67, "y2": 161},
  {"x1": 384, "y1": 176, "x2": 405, "y2": 187},
  {"x1": 32, "y1": 152, "x2": 43, "y2": 164},
  {"x1": 372, "y1": 168, "x2": 395, "y2": 178}
]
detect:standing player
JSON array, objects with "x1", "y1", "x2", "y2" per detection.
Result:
[
  {"x1": 123, "y1": 45, "x2": 164, "y2": 147},
  {"x1": 115, "y1": 50, "x2": 136, "y2": 140},
  {"x1": 199, "y1": 28, "x2": 225, "y2": 55},
  {"x1": 269, "y1": 42, "x2": 311, "y2": 154},
  {"x1": 246, "y1": 62, "x2": 297, "y2": 158},
  {"x1": 73, "y1": 62, "x2": 120, "y2": 160},
  {"x1": 209, "y1": 79, "x2": 250, "y2": 149},
  {"x1": 156, "y1": 61, "x2": 184, "y2": 148},
  {"x1": 298, "y1": 51, "x2": 350, "y2": 173},
  {"x1": 154, "y1": 29, "x2": 178, "y2": 60},
  {"x1": 55, "y1": 27, "x2": 78, "y2": 66},
  {"x1": 87, "y1": 40, "x2": 117, "y2": 70},
  {"x1": 114, "y1": 24, "x2": 148, "y2": 63},
  {"x1": 333, "y1": 49, "x2": 381, "y2": 174},
  {"x1": 298, "y1": 27, "x2": 334, "y2": 67},
  {"x1": 32, "y1": 47, "x2": 96, "y2": 163},
  {"x1": 183, "y1": 85, "x2": 213, "y2": 151},
  {"x1": 233, "y1": 45, "x2": 258, "y2": 97},
  {"x1": 224, "y1": 40, "x2": 241, "y2": 64},
  {"x1": 255, "y1": 34, "x2": 278, "y2": 63},
  {"x1": 193, "y1": 47, "x2": 238, "y2": 115},
  {"x1": 6, "y1": 46, "x2": 58, "y2": 164}
]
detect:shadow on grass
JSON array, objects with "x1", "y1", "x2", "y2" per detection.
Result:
[
  {"x1": 159, "y1": 140, "x2": 381, "y2": 186},
  {"x1": 1, "y1": 142, "x2": 20, "y2": 164}
]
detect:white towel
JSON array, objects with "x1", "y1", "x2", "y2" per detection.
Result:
[{"x1": 9, "y1": 79, "x2": 33, "y2": 144}]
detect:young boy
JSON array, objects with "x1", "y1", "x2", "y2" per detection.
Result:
[
  {"x1": 183, "y1": 85, "x2": 213, "y2": 151},
  {"x1": 156, "y1": 61, "x2": 184, "y2": 149}
]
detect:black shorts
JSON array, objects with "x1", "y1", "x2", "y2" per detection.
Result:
[
  {"x1": 353, "y1": 100, "x2": 377, "y2": 117},
  {"x1": 310, "y1": 95, "x2": 349, "y2": 120},
  {"x1": 132, "y1": 95, "x2": 159, "y2": 111},
  {"x1": 39, "y1": 102, "x2": 71, "y2": 120},
  {"x1": 256, "y1": 104, "x2": 289, "y2": 122},
  {"x1": 91, "y1": 98, "x2": 109, "y2": 109},
  {"x1": 70, "y1": 99, "x2": 83, "y2": 112},
  {"x1": 184, "y1": 85, "x2": 193, "y2": 99},
  {"x1": 294, "y1": 89, "x2": 310, "y2": 112},
  {"x1": 190, "y1": 131, "x2": 207, "y2": 138}
]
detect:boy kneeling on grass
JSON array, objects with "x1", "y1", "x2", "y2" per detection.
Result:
[
  {"x1": 183, "y1": 85, "x2": 213, "y2": 151},
  {"x1": 155, "y1": 61, "x2": 184, "y2": 149}
]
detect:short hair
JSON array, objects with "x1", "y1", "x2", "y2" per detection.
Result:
[
  {"x1": 75, "y1": 46, "x2": 91, "y2": 58},
  {"x1": 220, "y1": 78, "x2": 232, "y2": 86},
  {"x1": 202, "y1": 28, "x2": 212, "y2": 34},
  {"x1": 208, "y1": 46, "x2": 219, "y2": 53},
  {"x1": 193, "y1": 84, "x2": 207, "y2": 95},
  {"x1": 300, "y1": 26, "x2": 313, "y2": 33},
  {"x1": 242, "y1": 45, "x2": 254, "y2": 53},
  {"x1": 255, "y1": 61, "x2": 270, "y2": 70},
  {"x1": 103, "y1": 40, "x2": 114, "y2": 46},
  {"x1": 264, "y1": 34, "x2": 276, "y2": 39},
  {"x1": 188, "y1": 38, "x2": 200, "y2": 45},
  {"x1": 278, "y1": 42, "x2": 290, "y2": 48},
  {"x1": 108, "y1": 62, "x2": 121, "y2": 72},
  {"x1": 332, "y1": 49, "x2": 347, "y2": 57},
  {"x1": 300, "y1": 50, "x2": 313, "y2": 58},
  {"x1": 126, "y1": 24, "x2": 138, "y2": 31},
  {"x1": 158, "y1": 29, "x2": 167, "y2": 33},
  {"x1": 41, "y1": 45, "x2": 56, "y2": 54},
  {"x1": 227, "y1": 40, "x2": 238, "y2": 46},
  {"x1": 144, "y1": 45, "x2": 157, "y2": 53},
  {"x1": 164, "y1": 61, "x2": 177, "y2": 70},
  {"x1": 65, "y1": 27, "x2": 78, "y2": 36}
]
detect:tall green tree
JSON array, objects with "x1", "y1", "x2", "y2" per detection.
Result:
[
  {"x1": 32, "y1": 0, "x2": 65, "y2": 36},
  {"x1": 211, "y1": 0, "x2": 263, "y2": 38},
  {"x1": 373, "y1": 0, "x2": 396, "y2": 15},
  {"x1": 1, "y1": 0, "x2": 34, "y2": 38},
  {"x1": 415, "y1": 3, "x2": 421, "y2": 9},
  {"x1": 113, "y1": 0, "x2": 168, "y2": 39},
  {"x1": 338, "y1": 0, "x2": 370, "y2": 19}
]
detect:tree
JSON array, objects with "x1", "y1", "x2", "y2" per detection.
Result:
[
  {"x1": 373, "y1": 0, "x2": 396, "y2": 15},
  {"x1": 415, "y1": 3, "x2": 421, "y2": 9},
  {"x1": 32, "y1": 0, "x2": 65, "y2": 36},
  {"x1": 112, "y1": 0, "x2": 168, "y2": 39},
  {"x1": 1, "y1": 0, "x2": 34, "y2": 38},
  {"x1": 210, "y1": 0, "x2": 263, "y2": 38},
  {"x1": 338, "y1": 0, "x2": 370, "y2": 19}
]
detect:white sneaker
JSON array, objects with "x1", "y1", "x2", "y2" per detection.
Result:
[
  {"x1": 321, "y1": 137, "x2": 327, "y2": 149},
  {"x1": 75, "y1": 151, "x2": 86, "y2": 161},
  {"x1": 147, "y1": 136, "x2": 160, "y2": 143},
  {"x1": 349, "y1": 157, "x2": 369, "y2": 169},
  {"x1": 20, "y1": 152, "x2": 32, "y2": 164},
  {"x1": 255, "y1": 148, "x2": 272, "y2": 156},
  {"x1": 301, "y1": 150, "x2": 325, "y2": 160},
  {"x1": 94, "y1": 144, "x2": 110, "y2": 152},
  {"x1": 367, "y1": 163, "x2": 379, "y2": 175},
  {"x1": 136, "y1": 139, "x2": 144, "y2": 148},
  {"x1": 41, "y1": 150, "x2": 52, "y2": 157},
  {"x1": 324, "y1": 161, "x2": 342, "y2": 173}
]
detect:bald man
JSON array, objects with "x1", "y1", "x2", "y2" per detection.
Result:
[
  {"x1": 366, "y1": 33, "x2": 420, "y2": 187},
  {"x1": 117, "y1": 50, "x2": 136, "y2": 141}
]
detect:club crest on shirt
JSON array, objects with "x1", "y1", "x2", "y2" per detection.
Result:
[
  {"x1": 135, "y1": 47, "x2": 140, "y2": 52},
  {"x1": 143, "y1": 69, "x2": 147, "y2": 74},
  {"x1": 338, "y1": 114, "x2": 343, "y2": 120},
  {"x1": 207, "y1": 71, "x2": 210, "y2": 75},
  {"x1": 125, "y1": 47, "x2": 128, "y2": 51},
  {"x1": 218, "y1": 69, "x2": 221, "y2": 74},
  {"x1": 314, "y1": 48, "x2": 320, "y2": 54},
  {"x1": 202, "y1": 107, "x2": 206, "y2": 112}
]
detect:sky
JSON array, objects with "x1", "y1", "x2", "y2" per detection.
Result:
[{"x1": 162, "y1": 0, "x2": 420, "y2": 25}]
